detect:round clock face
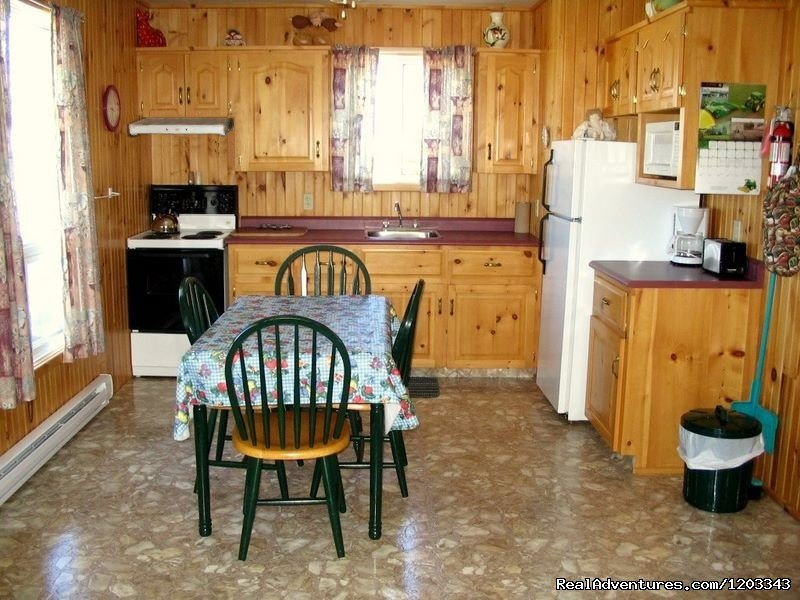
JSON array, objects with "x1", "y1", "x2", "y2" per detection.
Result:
[{"x1": 102, "y1": 85, "x2": 120, "y2": 132}]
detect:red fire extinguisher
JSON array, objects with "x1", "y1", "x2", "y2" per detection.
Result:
[{"x1": 766, "y1": 107, "x2": 794, "y2": 188}]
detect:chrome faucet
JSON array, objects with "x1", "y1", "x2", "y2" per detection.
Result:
[{"x1": 394, "y1": 201, "x2": 404, "y2": 228}]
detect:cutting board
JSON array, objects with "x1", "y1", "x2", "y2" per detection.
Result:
[{"x1": 234, "y1": 227, "x2": 308, "y2": 238}]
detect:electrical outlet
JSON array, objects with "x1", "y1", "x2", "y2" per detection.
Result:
[
  {"x1": 303, "y1": 193, "x2": 313, "y2": 210},
  {"x1": 732, "y1": 220, "x2": 743, "y2": 242}
]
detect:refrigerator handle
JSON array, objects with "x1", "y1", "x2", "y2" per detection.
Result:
[
  {"x1": 537, "y1": 212, "x2": 549, "y2": 275},
  {"x1": 540, "y1": 149, "x2": 554, "y2": 212}
]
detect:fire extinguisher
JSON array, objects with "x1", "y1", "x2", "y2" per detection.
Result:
[{"x1": 767, "y1": 106, "x2": 794, "y2": 188}]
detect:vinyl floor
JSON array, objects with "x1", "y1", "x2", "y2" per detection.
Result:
[{"x1": 0, "y1": 376, "x2": 798, "y2": 599}]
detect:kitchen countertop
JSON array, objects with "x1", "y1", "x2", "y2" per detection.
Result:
[
  {"x1": 590, "y1": 259, "x2": 764, "y2": 289},
  {"x1": 227, "y1": 217, "x2": 539, "y2": 247}
]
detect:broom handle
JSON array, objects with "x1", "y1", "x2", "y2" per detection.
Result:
[{"x1": 748, "y1": 270, "x2": 777, "y2": 405}]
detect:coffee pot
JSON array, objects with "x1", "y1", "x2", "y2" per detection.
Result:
[{"x1": 670, "y1": 206, "x2": 708, "y2": 266}]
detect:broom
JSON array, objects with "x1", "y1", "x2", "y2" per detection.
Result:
[{"x1": 729, "y1": 159, "x2": 800, "y2": 454}]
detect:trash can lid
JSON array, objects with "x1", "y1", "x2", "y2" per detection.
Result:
[{"x1": 681, "y1": 406, "x2": 762, "y2": 439}]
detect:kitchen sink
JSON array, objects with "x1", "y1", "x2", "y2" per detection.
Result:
[{"x1": 365, "y1": 228, "x2": 440, "y2": 240}]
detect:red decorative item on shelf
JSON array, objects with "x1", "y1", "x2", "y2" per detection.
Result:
[{"x1": 136, "y1": 8, "x2": 166, "y2": 47}]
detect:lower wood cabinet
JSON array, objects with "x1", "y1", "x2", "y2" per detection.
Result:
[
  {"x1": 228, "y1": 243, "x2": 540, "y2": 370},
  {"x1": 585, "y1": 273, "x2": 762, "y2": 474},
  {"x1": 585, "y1": 315, "x2": 625, "y2": 448}
]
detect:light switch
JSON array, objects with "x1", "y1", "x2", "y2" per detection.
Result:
[{"x1": 303, "y1": 193, "x2": 313, "y2": 210}]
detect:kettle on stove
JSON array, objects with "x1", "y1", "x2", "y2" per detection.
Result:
[{"x1": 151, "y1": 213, "x2": 179, "y2": 234}]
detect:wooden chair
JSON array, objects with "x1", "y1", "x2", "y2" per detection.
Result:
[
  {"x1": 317, "y1": 279, "x2": 425, "y2": 498},
  {"x1": 178, "y1": 276, "x2": 231, "y2": 466},
  {"x1": 274, "y1": 244, "x2": 371, "y2": 296},
  {"x1": 224, "y1": 315, "x2": 353, "y2": 560}
]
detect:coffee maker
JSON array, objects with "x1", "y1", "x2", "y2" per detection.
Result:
[{"x1": 670, "y1": 206, "x2": 708, "y2": 266}]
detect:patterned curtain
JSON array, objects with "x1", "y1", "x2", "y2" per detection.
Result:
[
  {"x1": 52, "y1": 7, "x2": 104, "y2": 362},
  {"x1": 0, "y1": 0, "x2": 35, "y2": 409},
  {"x1": 420, "y1": 45, "x2": 474, "y2": 193},
  {"x1": 330, "y1": 45, "x2": 379, "y2": 192}
]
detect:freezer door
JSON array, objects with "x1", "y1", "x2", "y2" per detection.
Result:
[
  {"x1": 536, "y1": 213, "x2": 580, "y2": 413},
  {"x1": 548, "y1": 140, "x2": 581, "y2": 219}
]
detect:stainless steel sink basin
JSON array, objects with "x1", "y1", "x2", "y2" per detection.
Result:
[{"x1": 365, "y1": 228, "x2": 440, "y2": 240}]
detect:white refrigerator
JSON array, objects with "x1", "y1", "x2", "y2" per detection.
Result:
[{"x1": 535, "y1": 140, "x2": 700, "y2": 420}]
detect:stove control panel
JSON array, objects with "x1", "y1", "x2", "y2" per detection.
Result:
[{"x1": 150, "y1": 185, "x2": 237, "y2": 216}]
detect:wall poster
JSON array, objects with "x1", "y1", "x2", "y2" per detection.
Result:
[{"x1": 694, "y1": 82, "x2": 766, "y2": 195}]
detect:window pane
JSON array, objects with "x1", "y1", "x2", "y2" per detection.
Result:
[
  {"x1": 9, "y1": 0, "x2": 64, "y2": 365},
  {"x1": 373, "y1": 50, "x2": 424, "y2": 187}
]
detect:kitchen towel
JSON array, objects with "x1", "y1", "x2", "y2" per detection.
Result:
[{"x1": 514, "y1": 201, "x2": 531, "y2": 234}]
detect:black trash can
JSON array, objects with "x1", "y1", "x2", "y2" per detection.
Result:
[{"x1": 680, "y1": 406, "x2": 763, "y2": 513}]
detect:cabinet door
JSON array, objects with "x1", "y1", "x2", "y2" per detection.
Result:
[
  {"x1": 637, "y1": 12, "x2": 685, "y2": 112},
  {"x1": 603, "y1": 33, "x2": 638, "y2": 117},
  {"x1": 137, "y1": 52, "x2": 185, "y2": 117},
  {"x1": 234, "y1": 50, "x2": 329, "y2": 172},
  {"x1": 585, "y1": 315, "x2": 626, "y2": 450},
  {"x1": 475, "y1": 52, "x2": 539, "y2": 174},
  {"x1": 447, "y1": 284, "x2": 536, "y2": 368},
  {"x1": 370, "y1": 279, "x2": 445, "y2": 368},
  {"x1": 185, "y1": 52, "x2": 230, "y2": 117}
]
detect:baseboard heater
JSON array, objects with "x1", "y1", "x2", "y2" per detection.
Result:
[{"x1": 0, "y1": 374, "x2": 113, "y2": 506}]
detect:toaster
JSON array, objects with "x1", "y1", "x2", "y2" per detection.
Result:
[{"x1": 702, "y1": 238, "x2": 748, "y2": 277}]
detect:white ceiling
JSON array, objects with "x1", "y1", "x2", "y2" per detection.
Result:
[{"x1": 142, "y1": 1, "x2": 541, "y2": 8}]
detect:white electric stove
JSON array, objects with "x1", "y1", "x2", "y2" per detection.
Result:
[{"x1": 127, "y1": 185, "x2": 237, "y2": 376}]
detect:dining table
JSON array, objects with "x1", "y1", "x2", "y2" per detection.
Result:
[{"x1": 173, "y1": 294, "x2": 419, "y2": 540}]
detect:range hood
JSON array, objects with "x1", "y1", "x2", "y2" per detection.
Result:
[{"x1": 128, "y1": 117, "x2": 233, "y2": 136}]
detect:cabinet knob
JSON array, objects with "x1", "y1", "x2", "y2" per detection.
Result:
[
  {"x1": 484, "y1": 262, "x2": 502, "y2": 267},
  {"x1": 449, "y1": 299, "x2": 454, "y2": 316},
  {"x1": 254, "y1": 259, "x2": 277, "y2": 266},
  {"x1": 186, "y1": 86, "x2": 191, "y2": 105},
  {"x1": 487, "y1": 142, "x2": 492, "y2": 161},
  {"x1": 316, "y1": 140, "x2": 320, "y2": 158},
  {"x1": 437, "y1": 298, "x2": 442, "y2": 315},
  {"x1": 178, "y1": 86, "x2": 183, "y2": 105},
  {"x1": 601, "y1": 297, "x2": 610, "y2": 306},
  {"x1": 611, "y1": 355, "x2": 620, "y2": 378}
]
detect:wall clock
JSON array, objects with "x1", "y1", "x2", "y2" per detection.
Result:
[{"x1": 102, "y1": 85, "x2": 120, "y2": 132}]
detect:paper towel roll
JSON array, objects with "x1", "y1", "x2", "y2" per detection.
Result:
[{"x1": 514, "y1": 202, "x2": 531, "y2": 234}]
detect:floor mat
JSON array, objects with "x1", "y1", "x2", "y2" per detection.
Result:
[{"x1": 408, "y1": 376, "x2": 440, "y2": 398}]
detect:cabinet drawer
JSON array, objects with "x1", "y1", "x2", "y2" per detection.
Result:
[
  {"x1": 362, "y1": 248, "x2": 443, "y2": 277},
  {"x1": 592, "y1": 277, "x2": 627, "y2": 332},
  {"x1": 446, "y1": 248, "x2": 536, "y2": 279},
  {"x1": 229, "y1": 245, "x2": 297, "y2": 277}
]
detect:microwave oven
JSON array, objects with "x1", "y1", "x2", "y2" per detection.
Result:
[{"x1": 642, "y1": 120, "x2": 681, "y2": 177}]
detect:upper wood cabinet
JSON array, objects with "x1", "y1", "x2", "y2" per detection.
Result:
[
  {"x1": 602, "y1": 3, "x2": 783, "y2": 190},
  {"x1": 231, "y1": 49, "x2": 329, "y2": 172},
  {"x1": 603, "y1": 31, "x2": 638, "y2": 117},
  {"x1": 474, "y1": 50, "x2": 540, "y2": 174},
  {"x1": 635, "y1": 11, "x2": 685, "y2": 113},
  {"x1": 137, "y1": 51, "x2": 230, "y2": 117}
]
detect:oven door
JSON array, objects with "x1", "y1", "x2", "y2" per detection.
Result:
[{"x1": 127, "y1": 248, "x2": 225, "y2": 333}]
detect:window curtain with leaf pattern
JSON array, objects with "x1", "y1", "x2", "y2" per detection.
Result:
[
  {"x1": 420, "y1": 45, "x2": 473, "y2": 193},
  {"x1": 52, "y1": 6, "x2": 104, "y2": 362},
  {"x1": 0, "y1": 0, "x2": 35, "y2": 409},
  {"x1": 330, "y1": 45, "x2": 379, "y2": 192}
]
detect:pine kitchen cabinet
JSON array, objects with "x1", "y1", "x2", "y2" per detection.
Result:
[
  {"x1": 603, "y1": 30, "x2": 638, "y2": 118},
  {"x1": 586, "y1": 261, "x2": 762, "y2": 475},
  {"x1": 601, "y1": 2, "x2": 783, "y2": 190},
  {"x1": 227, "y1": 240, "x2": 540, "y2": 370},
  {"x1": 231, "y1": 48, "x2": 329, "y2": 172},
  {"x1": 137, "y1": 51, "x2": 230, "y2": 117},
  {"x1": 474, "y1": 49, "x2": 540, "y2": 175}
]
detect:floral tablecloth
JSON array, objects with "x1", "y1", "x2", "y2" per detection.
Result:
[{"x1": 174, "y1": 295, "x2": 418, "y2": 441}]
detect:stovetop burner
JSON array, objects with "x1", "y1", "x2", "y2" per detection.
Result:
[
  {"x1": 182, "y1": 230, "x2": 222, "y2": 240},
  {"x1": 143, "y1": 232, "x2": 178, "y2": 240}
]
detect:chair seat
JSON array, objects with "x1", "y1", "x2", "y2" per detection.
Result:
[{"x1": 233, "y1": 415, "x2": 351, "y2": 461}]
